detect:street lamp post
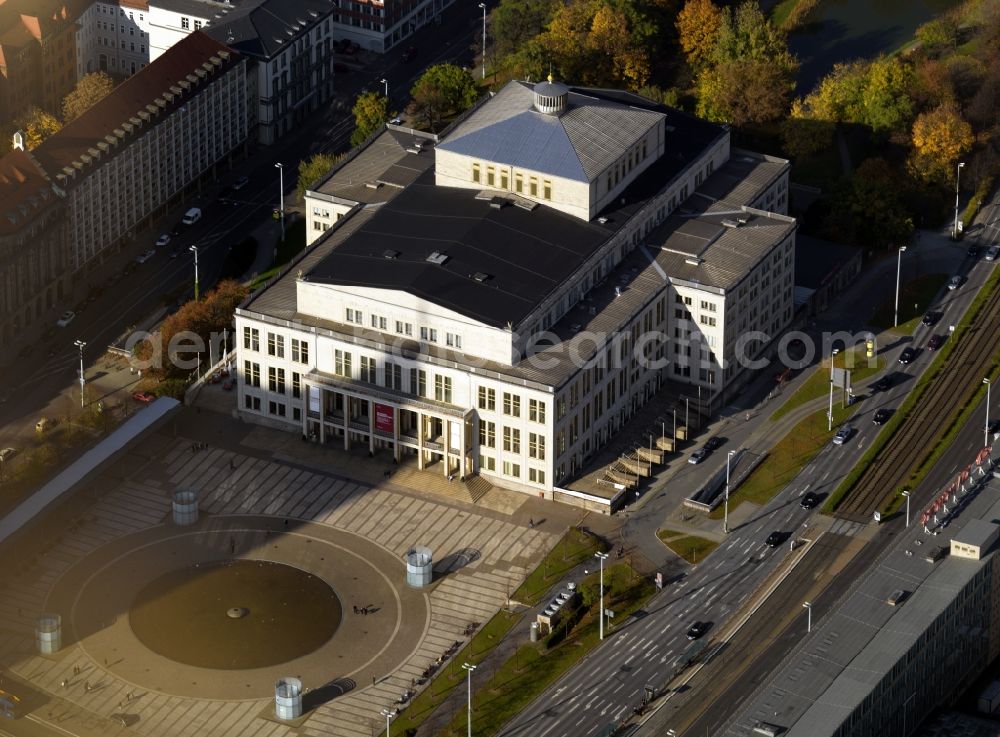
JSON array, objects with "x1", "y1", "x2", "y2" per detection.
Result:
[
  {"x1": 985, "y1": 378, "x2": 992, "y2": 448},
  {"x1": 380, "y1": 709, "x2": 395, "y2": 737},
  {"x1": 803, "y1": 602, "x2": 812, "y2": 633},
  {"x1": 724, "y1": 449, "x2": 736, "y2": 534},
  {"x1": 953, "y1": 161, "x2": 965, "y2": 239},
  {"x1": 902, "y1": 489, "x2": 911, "y2": 528},
  {"x1": 461, "y1": 663, "x2": 476, "y2": 737},
  {"x1": 74, "y1": 340, "x2": 86, "y2": 408},
  {"x1": 828, "y1": 378, "x2": 834, "y2": 432},
  {"x1": 190, "y1": 245, "x2": 199, "y2": 301},
  {"x1": 595, "y1": 550, "x2": 609, "y2": 641},
  {"x1": 380, "y1": 77, "x2": 388, "y2": 98},
  {"x1": 894, "y1": 245, "x2": 907, "y2": 327},
  {"x1": 478, "y1": 3, "x2": 487, "y2": 80},
  {"x1": 275, "y1": 162, "x2": 285, "y2": 242}
]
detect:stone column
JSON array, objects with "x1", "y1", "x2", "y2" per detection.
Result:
[
  {"x1": 343, "y1": 393, "x2": 350, "y2": 450},
  {"x1": 393, "y1": 406, "x2": 400, "y2": 462},
  {"x1": 318, "y1": 387, "x2": 326, "y2": 444},
  {"x1": 368, "y1": 398, "x2": 375, "y2": 454},
  {"x1": 417, "y1": 410, "x2": 425, "y2": 470}
]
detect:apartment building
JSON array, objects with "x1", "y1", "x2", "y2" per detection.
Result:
[
  {"x1": 331, "y1": 0, "x2": 457, "y2": 53},
  {"x1": 0, "y1": 0, "x2": 80, "y2": 122},
  {"x1": 236, "y1": 80, "x2": 794, "y2": 506},
  {"x1": 76, "y1": 0, "x2": 151, "y2": 79},
  {"x1": 27, "y1": 30, "x2": 247, "y2": 274}
]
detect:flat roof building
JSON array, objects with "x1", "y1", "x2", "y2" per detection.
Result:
[{"x1": 236, "y1": 80, "x2": 794, "y2": 509}]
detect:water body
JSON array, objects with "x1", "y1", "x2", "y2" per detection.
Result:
[{"x1": 774, "y1": 0, "x2": 962, "y2": 92}]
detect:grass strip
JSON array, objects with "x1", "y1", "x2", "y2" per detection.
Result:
[
  {"x1": 715, "y1": 400, "x2": 860, "y2": 519},
  {"x1": 770, "y1": 348, "x2": 883, "y2": 422},
  {"x1": 869, "y1": 273, "x2": 948, "y2": 330},
  {"x1": 826, "y1": 263, "x2": 1000, "y2": 513},
  {"x1": 657, "y1": 529, "x2": 719, "y2": 564},
  {"x1": 511, "y1": 527, "x2": 608, "y2": 606},
  {"x1": 435, "y1": 563, "x2": 655, "y2": 737},
  {"x1": 385, "y1": 610, "x2": 522, "y2": 737}
]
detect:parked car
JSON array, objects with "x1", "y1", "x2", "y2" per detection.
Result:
[
  {"x1": 132, "y1": 391, "x2": 156, "y2": 404},
  {"x1": 223, "y1": 378, "x2": 235, "y2": 391},
  {"x1": 35, "y1": 417, "x2": 55, "y2": 433},
  {"x1": 986, "y1": 245, "x2": 1000, "y2": 261},
  {"x1": 968, "y1": 245, "x2": 980, "y2": 258},
  {"x1": 833, "y1": 425, "x2": 854, "y2": 445},
  {"x1": 898, "y1": 347, "x2": 916, "y2": 365},
  {"x1": 703, "y1": 436, "x2": 724, "y2": 451},
  {"x1": 765, "y1": 531, "x2": 784, "y2": 548},
  {"x1": 155, "y1": 233, "x2": 171, "y2": 247},
  {"x1": 0, "y1": 447, "x2": 17, "y2": 462},
  {"x1": 873, "y1": 375, "x2": 892, "y2": 392},
  {"x1": 230, "y1": 175, "x2": 249, "y2": 191},
  {"x1": 169, "y1": 248, "x2": 180, "y2": 259},
  {"x1": 181, "y1": 207, "x2": 202, "y2": 226},
  {"x1": 56, "y1": 310, "x2": 75, "y2": 327},
  {"x1": 688, "y1": 448, "x2": 709, "y2": 465},
  {"x1": 921, "y1": 311, "x2": 941, "y2": 326},
  {"x1": 927, "y1": 334, "x2": 943, "y2": 351},
  {"x1": 947, "y1": 275, "x2": 963, "y2": 290},
  {"x1": 800, "y1": 492, "x2": 820, "y2": 509},
  {"x1": 402, "y1": 46, "x2": 417, "y2": 62},
  {"x1": 686, "y1": 621, "x2": 709, "y2": 640},
  {"x1": 136, "y1": 249, "x2": 156, "y2": 264},
  {"x1": 872, "y1": 408, "x2": 891, "y2": 425}
]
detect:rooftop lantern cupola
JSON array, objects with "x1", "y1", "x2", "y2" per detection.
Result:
[{"x1": 532, "y1": 74, "x2": 568, "y2": 115}]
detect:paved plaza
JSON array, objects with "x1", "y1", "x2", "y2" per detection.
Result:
[{"x1": 0, "y1": 419, "x2": 565, "y2": 737}]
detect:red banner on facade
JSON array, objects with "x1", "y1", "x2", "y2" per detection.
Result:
[{"x1": 375, "y1": 403, "x2": 394, "y2": 433}]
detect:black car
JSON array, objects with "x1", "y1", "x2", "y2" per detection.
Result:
[
  {"x1": 873, "y1": 375, "x2": 892, "y2": 392},
  {"x1": 765, "y1": 531, "x2": 783, "y2": 548},
  {"x1": 686, "y1": 621, "x2": 709, "y2": 640},
  {"x1": 872, "y1": 408, "x2": 891, "y2": 425},
  {"x1": 171, "y1": 220, "x2": 186, "y2": 236},
  {"x1": 988, "y1": 420, "x2": 1000, "y2": 435},
  {"x1": 898, "y1": 347, "x2": 916, "y2": 365},
  {"x1": 800, "y1": 492, "x2": 819, "y2": 509},
  {"x1": 921, "y1": 311, "x2": 941, "y2": 326},
  {"x1": 968, "y1": 245, "x2": 980, "y2": 258},
  {"x1": 703, "y1": 436, "x2": 724, "y2": 451}
]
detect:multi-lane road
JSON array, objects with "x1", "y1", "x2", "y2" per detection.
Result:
[{"x1": 498, "y1": 215, "x2": 1000, "y2": 737}]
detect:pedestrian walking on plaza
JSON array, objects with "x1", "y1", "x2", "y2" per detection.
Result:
[
  {"x1": 229, "y1": 537, "x2": 236, "y2": 555},
  {"x1": 61, "y1": 679, "x2": 67, "y2": 689},
  {"x1": 745, "y1": 412, "x2": 750, "y2": 422},
  {"x1": 529, "y1": 519, "x2": 534, "y2": 529}
]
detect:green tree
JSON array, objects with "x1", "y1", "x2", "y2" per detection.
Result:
[
  {"x1": 823, "y1": 158, "x2": 914, "y2": 250},
  {"x1": 915, "y1": 17, "x2": 958, "y2": 55},
  {"x1": 351, "y1": 91, "x2": 388, "y2": 147},
  {"x1": 795, "y1": 57, "x2": 913, "y2": 134},
  {"x1": 781, "y1": 110, "x2": 835, "y2": 159},
  {"x1": 296, "y1": 153, "x2": 338, "y2": 202},
  {"x1": 695, "y1": 1, "x2": 797, "y2": 124},
  {"x1": 62, "y1": 72, "x2": 115, "y2": 122},
  {"x1": 491, "y1": 0, "x2": 555, "y2": 59},
  {"x1": 410, "y1": 63, "x2": 479, "y2": 132},
  {"x1": 675, "y1": 0, "x2": 723, "y2": 71},
  {"x1": 908, "y1": 104, "x2": 974, "y2": 184}
]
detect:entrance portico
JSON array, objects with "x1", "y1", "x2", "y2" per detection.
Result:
[{"x1": 303, "y1": 370, "x2": 475, "y2": 479}]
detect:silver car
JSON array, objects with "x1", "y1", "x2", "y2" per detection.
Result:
[{"x1": 832, "y1": 426, "x2": 853, "y2": 445}]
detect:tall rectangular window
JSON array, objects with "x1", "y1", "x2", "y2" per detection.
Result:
[
  {"x1": 472, "y1": 163, "x2": 480, "y2": 183},
  {"x1": 514, "y1": 173, "x2": 523, "y2": 193},
  {"x1": 529, "y1": 177, "x2": 538, "y2": 196},
  {"x1": 479, "y1": 421, "x2": 495, "y2": 448},
  {"x1": 528, "y1": 433, "x2": 545, "y2": 460},
  {"x1": 528, "y1": 399, "x2": 545, "y2": 423},
  {"x1": 543, "y1": 180, "x2": 552, "y2": 200},
  {"x1": 486, "y1": 166, "x2": 495, "y2": 187},
  {"x1": 500, "y1": 169, "x2": 509, "y2": 190},
  {"x1": 503, "y1": 427, "x2": 521, "y2": 453},
  {"x1": 292, "y1": 371, "x2": 301, "y2": 399},
  {"x1": 244, "y1": 360, "x2": 260, "y2": 387},
  {"x1": 478, "y1": 387, "x2": 495, "y2": 411},
  {"x1": 503, "y1": 392, "x2": 520, "y2": 417},
  {"x1": 385, "y1": 362, "x2": 402, "y2": 390},
  {"x1": 359, "y1": 356, "x2": 376, "y2": 383},
  {"x1": 503, "y1": 461, "x2": 520, "y2": 478},
  {"x1": 267, "y1": 332, "x2": 284, "y2": 358},
  {"x1": 434, "y1": 375, "x2": 452, "y2": 403},
  {"x1": 243, "y1": 327, "x2": 259, "y2": 351},
  {"x1": 291, "y1": 339, "x2": 309, "y2": 363},
  {"x1": 334, "y1": 349, "x2": 352, "y2": 377},
  {"x1": 268, "y1": 367, "x2": 285, "y2": 394},
  {"x1": 410, "y1": 368, "x2": 426, "y2": 396}
]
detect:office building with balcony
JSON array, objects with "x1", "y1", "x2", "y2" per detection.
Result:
[{"x1": 235, "y1": 79, "x2": 794, "y2": 507}]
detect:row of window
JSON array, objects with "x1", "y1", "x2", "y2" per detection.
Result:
[
  {"x1": 244, "y1": 392, "x2": 303, "y2": 422},
  {"x1": 471, "y1": 163, "x2": 553, "y2": 201},
  {"x1": 243, "y1": 362, "x2": 305, "y2": 398},
  {"x1": 243, "y1": 328, "x2": 310, "y2": 363},
  {"x1": 477, "y1": 422, "x2": 547, "y2": 460},
  {"x1": 343, "y1": 308, "x2": 463, "y2": 347},
  {"x1": 476, "y1": 388, "x2": 546, "y2": 422},
  {"x1": 478, "y1": 453, "x2": 546, "y2": 484}
]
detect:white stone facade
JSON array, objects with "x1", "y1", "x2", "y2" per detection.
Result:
[{"x1": 76, "y1": 2, "x2": 153, "y2": 79}]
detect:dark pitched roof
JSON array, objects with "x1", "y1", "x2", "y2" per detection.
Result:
[
  {"x1": 202, "y1": 0, "x2": 334, "y2": 60},
  {"x1": 32, "y1": 31, "x2": 240, "y2": 180}
]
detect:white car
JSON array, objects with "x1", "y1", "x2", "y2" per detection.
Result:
[
  {"x1": 155, "y1": 233, "x2": 171, "y2": 247},
  {"x1": 56, "y1": 310, "x2": 75, "y2": 327},
  {"x1": 136, "y1": 249, "x2": 156, "y2": 264},
  {"x1": 947, "y1": 275, "x2": 963, "y2": 290},
  {"x1": 0, "y1": 447, "x2": 17, "y2": 462},
  {"x1": 986, "y1": 246, "x2": 1000, "y2": 262}
]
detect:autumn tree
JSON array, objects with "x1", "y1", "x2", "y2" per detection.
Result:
[
  {"x1": 62, "y1": 72, "x2": 115, "y2": 122},
  {"x1": 908, "y1": 104, "x2": 974, "y2": 183},
  {"x1": 675, "y1": 0, "x2": 723, "y2": 71},
  {"x1": 12, "y1": 107, "x2": 62, "y2": 150},
  {"x1": 781, "y1": 106, "x2": 834, "y2": 158},
  {"x1": 586, "y1": 3, "x2": 653, "y2": 88},
  {"x1": 491, "y1": 0, "x2": 555, "y2": 59},
  {"x1": 296, "y1": 153, "x2": 338, "y2": 202},
  {"x1": 409, "y1": 63, "x2": 479, "y2": 132},
  {"x1": 351, "y1": 91, "x2": 388, "y2": 147},
  {"x1": 915, "y1": 17, "x2": 958, "y2": 55}
]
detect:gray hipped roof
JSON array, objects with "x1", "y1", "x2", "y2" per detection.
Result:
[
  {"x1": 436, "y1": 81, "x2": 664, "y2": 183},
  {"x1": 202, "y1": 0, "x2": 333, "y2": 60}
]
